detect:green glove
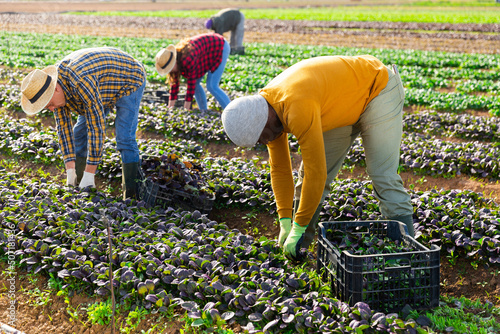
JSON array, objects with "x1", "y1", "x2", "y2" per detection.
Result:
[
  {"x1": 278, "y1": 218, "x2": 292, "y2": 247},
  {"x1": 283, "y1": 222, "x2": 308, "y2": 261}
]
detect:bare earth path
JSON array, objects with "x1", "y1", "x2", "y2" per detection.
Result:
[{"x1": 0, "y1": 1, "x2": 498, "y2": 54}]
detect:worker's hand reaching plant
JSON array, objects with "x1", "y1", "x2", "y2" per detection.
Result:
[
  {"x1": 283, "y1": 222, "x2": 308, "y2": 262},
  {"x1": 278, "y1": 218, "x2": 292, "y2": 247},
  {"x1": 167, "y1": 99, "x2": 177, "y2": 108},
  {"x1": 66, "y1": 168, "x2": 77, "y2": 186},
  {"x1": 79, "y1": 171, "x2": 95, "y2": 188}
]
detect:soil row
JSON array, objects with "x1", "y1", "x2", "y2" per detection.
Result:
[
  {"x1": 2, "y1": 13, "x2": 499, "y2": 33},
  {"x1": 2, "y1": 13, "x2": 499, "y2": 37},
  {"x1": 1, "y1": 13, "x2": 498, "y2": 54}
]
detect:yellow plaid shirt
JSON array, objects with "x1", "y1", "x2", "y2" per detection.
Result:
[{"x1": 54, "y1": 47, "x2": 146, "y2": 165}]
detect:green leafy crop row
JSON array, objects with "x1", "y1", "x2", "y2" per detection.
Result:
[
  {"x1": 1, "y1": 31, "x2": 499, "y2": 115},
  {"x1": 67, "y1": 4, "x2": 500, "y2": 25}
]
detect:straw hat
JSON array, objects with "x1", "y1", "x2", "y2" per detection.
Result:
[
  {"x1": 20, "y1": 65, "x2": 58, "y2": 115},
  {"x1": 221, "y1": 95, "x2": 269, "y2": 148},
  {"x1": 155, "y1": 45, "x2": 177, "y2": 76}
]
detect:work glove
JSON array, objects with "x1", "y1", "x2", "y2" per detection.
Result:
[
  {"x1": 79, "y1": 171, "x2": 95, "y2": 188},
  {"x1": 278, "y1": 218, "x2": 292, "y2": 247},
  {"x1": 168, "y1": 99, "x2": 177, "y2": 108},
  {"x1": 66, "y1": 168, "x2": 77, "y2": 186},
  {"x1": 283, "y1": 222, "x2": 308, "y2": 261}
]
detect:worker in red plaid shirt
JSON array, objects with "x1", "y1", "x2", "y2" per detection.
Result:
[{"x1": 155, "y1": 33, "x2": 231, "y2": 112}]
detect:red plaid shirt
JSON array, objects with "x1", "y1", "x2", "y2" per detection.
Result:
[{"x1": 169, "y1": 33, "x2": 225, "y2": 102}]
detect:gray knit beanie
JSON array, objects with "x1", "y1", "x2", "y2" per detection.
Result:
[{"x1": 221, "y1": 95, "x2": 269, "y2": 148}]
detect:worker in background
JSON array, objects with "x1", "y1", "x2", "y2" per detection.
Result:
[
  {"x1": 205, "y1": 8, "x2": 245, "y2": 55},
  {"x1": 20, "y1": 47, "x2": 146, "y2": 200},
  {"x1": 221, "y1": 55, "x2": 414, "y2": 261},
  {"x1": 155, "y1": 33, "x2": 231, "y2": 112}
]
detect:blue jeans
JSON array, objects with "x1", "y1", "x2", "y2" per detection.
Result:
[
  {"x1": 74, "y1": 80, "x2": 146, "y2": 164},
  {"x1": 194, "y1": 40, "x2": 231, "y2": 111}
]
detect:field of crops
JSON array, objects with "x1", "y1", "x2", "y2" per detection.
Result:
[{"x1": 0, "y1": 1, "x2": 500, "y2": 333}]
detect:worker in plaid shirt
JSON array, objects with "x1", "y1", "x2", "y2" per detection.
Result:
[
  {"x1": 155, "y1": 33, "x2": 231, "y2": 112},
  {"x1": 20, "y1": 47, "x2": 146, "y2": 200}
]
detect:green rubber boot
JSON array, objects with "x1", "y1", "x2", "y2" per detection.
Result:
[
  {"x1": 122, "y1": 162, "x2": 140, "y2": 200},
  {"x1": 75, "y1": 156, "x2": 87, "y2": 184}
]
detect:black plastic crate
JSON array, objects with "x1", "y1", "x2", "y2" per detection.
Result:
[
  {"x1": 137, "y1": 156, "x2": 215, "y2": 214},
  {"x1": 143, "y1": 89, "x2": 184, "y2": 107},
  {"x1": 317, "y1": 220, "x2": 440, "y2": 313}
]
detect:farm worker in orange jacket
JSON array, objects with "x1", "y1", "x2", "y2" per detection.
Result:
[
  {"x1": 20, "y1": 47, "x2": 146, "y2": 200},
  {"x1": 221, "y1": 55, "x2": 414, "y2": 261},
  {"x1": 205, "y1": 8, "x2": 245, "y2": 55}
]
